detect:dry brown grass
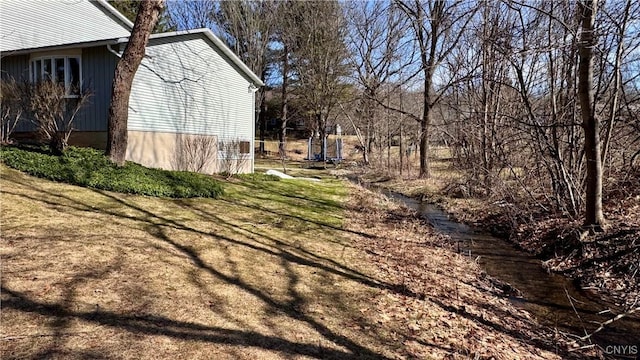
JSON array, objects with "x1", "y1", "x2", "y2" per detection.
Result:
[{"x1": 1, "y1": 165, "x2": 583, "y2": 359}]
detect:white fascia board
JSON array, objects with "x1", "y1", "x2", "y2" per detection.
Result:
[
  {"x1": 143, "y1": 28, "x2": 265, "y2": 87},
  {"x1": 95, "y1": 0, "x2": 134, "y2": 30},
  {"x1": 1, "y1": 38, "x2": 121, "y2": 57}
]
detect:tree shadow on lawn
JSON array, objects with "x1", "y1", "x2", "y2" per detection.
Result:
[
  {"x1": 2, "y1": 175, "x2": 389, "y2": 293},
  {"x1": 1, "y1": 174, "x2": 576, "y2": 358},
  {"x1": 171, "y1": 198, "x2": 368, "y2": 280},
  {"x1": 1, "y1": 177, "x2": 400, "y2": 358},
  {"x1": 231, "y1": 178, "x2": 346, "y2": 213},
  {"x1": 2, "y1": 286, "x2": 379, "y2": 359}
]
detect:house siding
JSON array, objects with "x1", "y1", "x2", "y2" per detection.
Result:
[
  {"x1": 1, "y1": 46, "x2": 117, "y2": 133},
  {"x1": 80, "y1": 46, "x2": 119, "y2": 131},
  {"x1": 0, "y1": 54, "x2": 30, "y2": 81},
  {"x1": 126, "y1": 34, "x2": 255, "y2": 173},
  {"x1": 1, "y1": 54, "x2": 32, "y2": 132},
  {"x1": 128, "y1": 35, "x2": 254, "y2": 141}
]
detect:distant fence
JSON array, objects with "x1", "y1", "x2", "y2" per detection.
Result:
[
  {"x1": 255, "y1": 140, "x2": 281, "y2": 155},
  {"x1": 255, "y1": 136, "x2": 344, "y2": 162},
  {"x1": 255, "y1": 140, "x2": 306, "y2": 160}
]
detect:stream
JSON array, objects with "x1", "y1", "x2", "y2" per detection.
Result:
[{"x1": 386, "y1": 191, "x2": 640, "y2": 358}]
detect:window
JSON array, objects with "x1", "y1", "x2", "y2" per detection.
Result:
[
  {"x1": 30, "y1": 56, "x2": 81, "y2": 96},
  {"x1": 218, "y1": 140, "x2": 252, "y2": 158},
  {"x1": 239, "y1": 141, "x2": 250, "y2": 154}
]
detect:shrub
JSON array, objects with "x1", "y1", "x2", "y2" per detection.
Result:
[
  {"x1": 6, "y1": 79, "x2": 92, "y2": 154},
  {"x1": 1, "y1": 146, "x2": 224, "y2": 198},
  {"x1": 234, "y1": 172, "x2": 281, "y2": 182},
  {"x1": 1, "y1": 78, "x2": 24, "y2": 144}
]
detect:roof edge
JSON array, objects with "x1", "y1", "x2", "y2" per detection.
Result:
[
  {"x1": 95, "y1": 0, "x2": 135, "y2": 31},
  {"x1": 1, "y1": 38, "x2": 121, "y2": 56},
  {"x1": 147, "y1": 28, "x2": 265, "y2": 87}
]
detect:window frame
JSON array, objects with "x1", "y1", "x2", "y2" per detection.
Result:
[
  {"x1": 29, "y1": 55, "x2": 82, "y2": 98},
  {"x1": 218, "y1": 139, "x2": 252, "y2": 159}
]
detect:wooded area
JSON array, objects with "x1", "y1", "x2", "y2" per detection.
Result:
[{"x1": 110, "y1": 0, "x2": 639, "y2": 229}]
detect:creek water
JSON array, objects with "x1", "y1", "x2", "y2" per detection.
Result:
[{"x1": 386, "y1": 191, "x2": 640, "y2": 357}]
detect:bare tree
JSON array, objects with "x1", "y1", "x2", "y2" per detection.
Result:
[
  {"x1": 435, "y1": 0, "x2": 639, "y2": 227},
  {"x1": 292, "y1": 0, "x2": 351, "y2": 160},
  {"x1": 218, "y1": 139, "x2": 250, "y2": 177},
  {"x1": 274, "y1": 0, "x2": 304, "y2": 164},
  {"x1": 165, "y1": 0, "x2": 216, "y2": 30},
  {"x1": 106, "y1": 0, "x2": 164, "y2": 166},
  {"x1": 598, "y1": 0, "x2": 636, "y2": 168},
  {"x1": 109, "y1": 0, "x2": 173, "y2": 32},
  {"x1": 345, "y1": 0, "x2": 412, "y2": 166},
  {"x1": 577, "y1": 0, "x2": 605, "y2": 228},
  {"x1": 394, "y1": 0, "x2": 478, "y2": 178},
  {"x1": 174, "y1": 135, "x2": 217, "y2": 173},
  {"x1": 212, "y1": 0, "x2": 279, "y2": 156},
  {"x1": 0, "y1": 78, "x2": 23, "y2": 144},
  {"x1": 26, "y1": 81, "x2": 92, "y2": 153}
]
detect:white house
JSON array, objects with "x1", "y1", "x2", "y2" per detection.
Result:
[{"x1": 0, "y1": 0, "x2": 263, "y2": 173}]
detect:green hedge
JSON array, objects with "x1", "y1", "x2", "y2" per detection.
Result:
[
  {"x1": 233, "y1": 172, "x2": 280, "y2": 182},
  {"x1": 1, "y1": 146, "x2": 224, "y2": 198}
]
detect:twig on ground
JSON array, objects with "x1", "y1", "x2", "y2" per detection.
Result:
[
  {"x1": 568, "y1": 343, "x2": 597, "y2": 352},
  {"x1": 565, "y1": 287, "x2": 590, "y2": 341},
  {"x1": 579, "y1": 303, "x2": 640, "y2": 341},
  {"x1": 2, "y1": 331, "x2": 95, "y2": 341}
]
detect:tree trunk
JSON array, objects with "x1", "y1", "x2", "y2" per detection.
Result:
[
  {"x1": 316, "y1": 112, "x2": 326, "y2": 161},
  {"x1": 106, "y1": 0, "x2": 164, "y2": 166},
  {"x1": 399, "y1": 122, "x2": 404, "y2": 176},
  {"x1": 419, "y1": 107, "x2": 430, "y2": 178},
  {"x1": 364, "y1": 88, "x2": 376, "y2": 166},
  {"x1": 386, "y1": 93, "x2": 391, "y2": 171},
  {"x1": 577, "y1": 0, "x2": 605, "y2": 229},
  {"x1": 601, "y1": 0, "x2": 631, "y2": 166},
  {"x1": 279, "y1": 46, "x2": 289, "y2": 158}
]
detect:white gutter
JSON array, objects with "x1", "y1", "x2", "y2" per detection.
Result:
[{"x1": 1, "y1": 38, "x2": 121, "y2": 56}]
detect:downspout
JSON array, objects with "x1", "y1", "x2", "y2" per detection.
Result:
[
  {"x1": 249, "y1": 84, "x2": 259, "y2": 173},
  {"x1": 107, "y1": 44, "x2": 122, "y2": 58}
]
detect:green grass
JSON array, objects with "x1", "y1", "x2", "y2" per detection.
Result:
[
  {"x1": 0, "y1": 145, "x2": 224, "y2": 198},
  {"x1": 225, "y1": 176, "x2": 347, "y2": 229},
  {"x1": 233, "y1": 172, "x2": 281, "y2": 182}
]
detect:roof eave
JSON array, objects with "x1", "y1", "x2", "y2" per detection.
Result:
[
  {"x1": 1, "y1": 38, "x2": 121, "y2": 56},
  {"x1": 95, "y1": 0, "x2": 134, "y2": 31}
]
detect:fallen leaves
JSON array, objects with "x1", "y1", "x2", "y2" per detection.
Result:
[{"x1": 345, "y1": 184, "x2": 585, "y2": 359}]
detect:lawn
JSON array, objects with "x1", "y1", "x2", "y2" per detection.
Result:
[{"x1": 1, "y1": 165, "x2": 581, "y2": 359}]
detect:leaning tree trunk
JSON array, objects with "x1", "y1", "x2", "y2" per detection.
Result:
[
  {"x1": 106, "y1": 0, "x2": 164, "y2": 166},
  {"x1": 577, "y1": 0, "x2": 605, "y2": 229}
]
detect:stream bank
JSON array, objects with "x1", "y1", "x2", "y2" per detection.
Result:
[
  {"x1": 384, "y1": 191, "x2": 640, "y2": 356},
  {"x1": 362, "y1": 173, "x2": 640, "y2": 312},
  {"x1": 348, "y1": 171, "x2": 638, "y2": 357},
  {"x1": 345, "y1": 186, "x2": 588, "y2": 359}
]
